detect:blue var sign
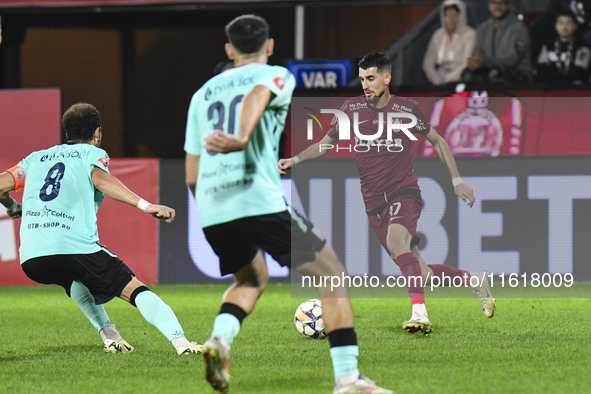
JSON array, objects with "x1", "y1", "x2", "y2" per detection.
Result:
[{"x1": 288, "y1": 60, "x2": 351, "y2": 88}]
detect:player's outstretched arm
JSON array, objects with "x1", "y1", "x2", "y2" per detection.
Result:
[
  {"x1": 278, "y1": 133, "x2": 339, "y2": 175},
  {"x1": 425, "y1": 127, "x2": 475, "y2": 207},
  {"x1": 0, "y1": 172, "x2": 22, "y2": 219},
  {"x1": 204, "y1": 85, "x2": 272, "y2": 154},
  {"x1": 91, "y1": 167, "x2": 175, "y2": 222}
]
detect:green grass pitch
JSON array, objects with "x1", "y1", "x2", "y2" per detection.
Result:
[{"x1": 1, "y1": 283, "x2": 590, "y2": 393}]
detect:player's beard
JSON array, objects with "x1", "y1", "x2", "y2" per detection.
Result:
[{"x1": 365, "y1": 90, "x2": 384, "y2": 105}]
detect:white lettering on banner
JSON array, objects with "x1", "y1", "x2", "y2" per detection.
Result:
[
  {"x1": 302, "y1": 71, "x2": 338, "y2": 88},
  {"x1": 0, "y1": 219, "x2": 18, "y2": 262},
  {"x1": 528, "y1": 176, "x2": 591, "y2": 274},
  {"x1": 345, "y1": 178, "x2": 368, "y2": 275},
  {"x1": 186, "y1": 175, "x2": 586, "y2": 279},
  {"x1": 458, "y1": 177, "x2": 519, "y2": 274},
  {"x1": 416, "y1": 178, "x2": 449, "y2": 265},
  {"x1": 309, "y1": 179, "x2": 333, "y2": 245}
]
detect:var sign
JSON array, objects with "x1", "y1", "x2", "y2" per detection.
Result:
[{"x1": 288, "y1": 60, "x2": 351, "y2": 88}]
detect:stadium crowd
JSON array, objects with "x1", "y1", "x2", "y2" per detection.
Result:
[{"x1": 423, "y1": 0, "x2": 591, "y2": 85}]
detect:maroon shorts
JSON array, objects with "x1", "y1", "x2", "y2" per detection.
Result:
[{"x1": 367, "y1": 194, "x2": 423, "y2": 255}]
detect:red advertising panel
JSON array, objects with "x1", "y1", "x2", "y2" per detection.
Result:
[
  {"x1": 419, "y1": 94, "x2": 524, "y2": 158},
  {"x1": 289, "y1": 91, "x2": 591, "y2": 159},
  {"x1": 0, "y1": 158, "x2": 159, "y2": 286},
  {"x1": 0, "y1": 89, "x2": 61, "y2": 162},
  {"x1": 97, "y1": 159, "x2": 160, "y2": 284}
]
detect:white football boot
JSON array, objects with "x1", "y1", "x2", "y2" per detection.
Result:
[
  {"x1": 103, "y1": 338, "x2": 134, "y2": 353},
  {"x1": 334, "y1": 376, "x2": 394, "y2": 394},
  {"x1": 176, "y1": 341, "x2": 203, "y2": 355},
  {"x1": 470, "y1": 270, "x2": 496, "y2": 318}
]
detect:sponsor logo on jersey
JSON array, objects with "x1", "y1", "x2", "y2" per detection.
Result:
[
  {"x1": 273, "y1": 77, "x2": 285, "y2": 90},
  {"x1": 201, "y1": 162, "x2": 256, "y2": 179},
  {"x1": 26, "y1": 205, "x2": 75, "y2": 221},
  {"x1": 40, "y1": 150, "x2": 81, "y2": 162},
  {"x1": 204, "y1": 77, "x2": 255, "y2": 101},
  {"x1": 348, "y1": 102, "x2": 367, "y2": 110},
  {"x1": 98, "y1": 158, "x2": 109, "y2": 168}
]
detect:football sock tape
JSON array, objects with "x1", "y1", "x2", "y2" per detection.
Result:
[
  {"x1": 129, "y1": 285, "x2": 149, "y2": 307},
  {"x1": 219, "y1": 302, "x2": 248, "y2": 324},
  {"x1": 328, "y1": 327, "x2": 357, "y2": 348}
]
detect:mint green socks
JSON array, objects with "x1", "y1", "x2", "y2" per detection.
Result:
[
  {"x1": 134, "y1": 290, "x2": 185, "y2": 341},
  {"x1": 211, "y1": 313, "x2": 241, "y2": 345},
  {"x1": 70, "y1": 280, "x2": 112, "y2": 332}
]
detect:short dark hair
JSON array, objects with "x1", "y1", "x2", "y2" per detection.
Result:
[
  {"x1": 62, "y1": 103, "x2": 101, "y2": 142},
  {"x1": 358, "y1": 52, "x2": 392, "y2": 73},
  {"x1": 556, "y1": 8, "x2": 577, "y2": 23},
  {"x1": 225, "y1": 14, "x2": 269, "y2": 55}
]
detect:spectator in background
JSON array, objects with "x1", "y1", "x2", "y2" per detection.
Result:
[
  {"x1": 423, "y1": 0, "x2": 475, "y2": 86},
  {"x1": 568, "y1": 1, "x2": 591, "y2": 44},
  {"x1": 535, "y1": 9, "x2": 591, "y2": 83},
  {"x1": 465, "y1": 0, "x2": 532, "y2": 83},
  {"x1": 530, "y1": 1, "x2": 591, "y2": 57}
]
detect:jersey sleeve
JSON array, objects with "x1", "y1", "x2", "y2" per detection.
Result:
[
  {"x1": 184, "y1": 90, "x2": 203, "y2": 156},
  {"x1": 88, "y1": 146, "x2": 111, "y2": 175},
  {"x1": 411, "y1": 101, "x2": 431, "y2": 136},
  {"x1": 16, "y1": 155, "x2": 31, "y2": 173},
  {"x1": 256, "y1": 66, "x2": 296, "y2": 109}
]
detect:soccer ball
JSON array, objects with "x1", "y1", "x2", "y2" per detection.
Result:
[{"x1": 294, "y1": 299, "x2": 326, "y2": 339}]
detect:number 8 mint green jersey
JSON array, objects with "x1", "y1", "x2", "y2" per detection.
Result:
[
  {"x1": 184, "y1": 63, "x2": 296, "y2": 227},
  {"x1": 15, "y1": 144, "x2": 110, "y2": 263}
]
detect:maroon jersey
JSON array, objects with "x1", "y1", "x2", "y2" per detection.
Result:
[{"x1": 327, "y1": 95, "x2": 431, "y2": 212}]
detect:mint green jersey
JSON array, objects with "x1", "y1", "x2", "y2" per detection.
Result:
[
  {"x1": 16, "y1": 144, "x2": 111, "y2": 263},
  {"x1": 184, "y1": 63, "x2": 296, "y2": 227}
]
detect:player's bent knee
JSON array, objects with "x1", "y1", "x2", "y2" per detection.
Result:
[
  {"x1": 128, "y1": 285, "x2": 150, "y2": 307},
  {"x1": 120, "y1": 276, "x2": 149, "y2": 305},
  {"x1": 386, "y1": 239, "x2": 409, "y2": 259},
  {"x1": 234, "y1": 261, "x2": 269, "y2": 291},
  {"x1": 235, "y1": 273, "x2": 268, "y2": 291}
]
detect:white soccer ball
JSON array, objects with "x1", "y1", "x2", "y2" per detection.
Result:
[{"x1": 294, "y1": 299, "x2": 326, "y2": 339}]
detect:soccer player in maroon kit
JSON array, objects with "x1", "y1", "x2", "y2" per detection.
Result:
[{"x1": 279, "y1": 52, "x2": 495, "y2": 333}]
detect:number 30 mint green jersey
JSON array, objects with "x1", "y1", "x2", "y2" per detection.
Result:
[
  {"x1": 184, "y1": 63, "x2": 296, "y2": 227},
  {"x1": 15, "y1": 144, "x2": 110, "y2": 263}
]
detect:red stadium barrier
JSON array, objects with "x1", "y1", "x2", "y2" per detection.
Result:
[
  {"x1": 0, "y1": 89, "x2": 61, "y2": 161},
  {"x1": 0, "y1": 158, "x2": 160, "y2": 286}
]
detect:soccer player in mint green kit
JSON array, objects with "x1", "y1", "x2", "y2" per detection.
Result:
[
  {"x1": 185, "y1": 15, "x2": 392, "y2": 394},
  {"x1": 0, "y1": 103, "x2": 200, "y2": 355}
]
